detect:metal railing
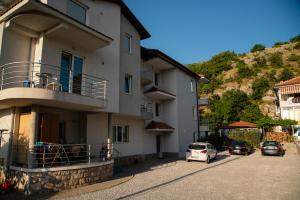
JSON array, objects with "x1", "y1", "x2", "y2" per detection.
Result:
[
  {"x1": 12, "y1": 143, "x2": 113, "y2": 169},
  {"x1": 0, "y1": 61, "x2": 108, "y2": 100},
  {"x1": 140, "y1": 103, "x2": 153, "y2": 119}
]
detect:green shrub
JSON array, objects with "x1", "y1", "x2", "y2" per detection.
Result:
[
  {"x1": 266, "y1": 69, "x2": 277, "y2": 82},
  {"x1": 294, "y1": 42, "x2": 300, "y2": 50},
  {"x1": 251, "y1": 44, "x2": 266, "y2": 53},
  {"x1": 287, "y1": 54, "x2": 300, "y2": 61},
  {"x1": 269, "y1": 52, "x2": 284, "y2": 67},
  {"x1": 253, "y1": 56, "x2": 267, "y2": 68},
  {"x1": 279, "y1": 68, "x2": 294, "y2": 81},
  {"x1": 227, "y1": 130, "x2": 261, "y2": 148},
  {"x1": 237, "y1": 62, "x2": 255, "y2": 78},
  {"x1": 273, "y1": 41, "x2": 288, "y2": 47},
  {"x1": 290, "y1": 34, "x2": 300, "y2": 43},
  {"x1": 251, "y1": 77, "x2": 270, "y2": 100}
]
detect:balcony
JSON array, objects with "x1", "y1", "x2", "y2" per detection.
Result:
[
  {"x1": 140, "y1": 103, "x2": 153, "y2": 120},
  {"x1": 144, "y1": 86, "x2": 176, "y2": 100},
  {"x1": 2, "y1": 0, "x2": 113, "y2": 51},
  {"x1": 280, "y1": 97, "x2": 300, "y2": 108},
  {"x1": 0, "y1": 62, "x2": 108, "y2": 111},
  {"x1": 141, "y1": 70, "x2": 153, "y2": 85}
]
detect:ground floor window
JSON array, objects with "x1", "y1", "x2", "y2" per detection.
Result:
[{"x1": 113, "y1": 125, "x2": 129, "y2": 143}]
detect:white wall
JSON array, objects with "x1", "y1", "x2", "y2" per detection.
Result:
[
  {"x1": 119, "y1": 14, "x2": 142, "y2": 116},
  {"x1": 0, "y1": 109, "x2": 13, "y2": 165}
]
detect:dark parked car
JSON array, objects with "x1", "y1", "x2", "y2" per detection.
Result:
[
  {"x1": 228, "y1": 140, "x2": 253, "y2": 155},
  {"x1": 261, "y1": 141, "x2": 284, "y2": 156}
]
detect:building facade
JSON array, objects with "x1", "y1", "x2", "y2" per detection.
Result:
[
  {"x1": 0, "y1": 0, "x2": 200, "y2": 190},
  {"x1": 274, "y1": 76, "x2": 300, "y2": 128}
]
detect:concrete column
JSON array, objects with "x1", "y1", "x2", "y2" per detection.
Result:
[
  {"x1": 107, "y1": 113, "x2": 112, "y2": 159},
  {"x1": 28, "y1": 105, "x2": 39, "y2": 168}
]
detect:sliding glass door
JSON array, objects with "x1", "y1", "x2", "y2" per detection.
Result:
[{"x1": 60, "y1": 53, "x2": 83, "y2": 94}]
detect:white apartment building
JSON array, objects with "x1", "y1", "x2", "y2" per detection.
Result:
[
  {"x1": 274, "y1": 76, "x2": 300, "y2": 127},
  {"x1": 0, "y1": 0, "x2": 200, "y2": 191}
]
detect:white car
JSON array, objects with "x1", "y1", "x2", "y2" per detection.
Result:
[
  {"x1": 294, "y1": 130, "x2": 300, "y2": 141},
  {"x1": 186, "y1": 142, "x2": 217, "y2": 163}
]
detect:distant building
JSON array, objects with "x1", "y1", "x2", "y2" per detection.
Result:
[{"x1": 274, "y1": 76, "x2": 300, "y2": 129}]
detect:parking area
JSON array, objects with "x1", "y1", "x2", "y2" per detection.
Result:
[{"x1": 57, "y1": 143, "x2": 300, "y2": 200}]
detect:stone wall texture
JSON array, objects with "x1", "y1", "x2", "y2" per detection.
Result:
[{"x1": 7, "y1": 163, "x2": 113, "y2": 194}]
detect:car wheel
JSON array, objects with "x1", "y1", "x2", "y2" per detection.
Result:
[
  {"x1": 206, "y1": 156, "x2": 210, "y2": 164},
  {"x1": 215, "y1": 152, "x2": 218, "y2": 160},
  {"x1": 186, "y1": 159, "x2": 191, "y2": 162}
]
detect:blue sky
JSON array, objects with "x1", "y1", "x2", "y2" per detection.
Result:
[{"x1": 124, "y1": 0, "x2": 300, "y2": 64}]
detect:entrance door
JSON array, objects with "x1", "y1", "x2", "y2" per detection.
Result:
[
  {"x1": 60, "y1": 53, "x2": 72, "y2": 92},
  {"x1": 156, "y1": 135, "x2": 161, "y2": 153},
  {"x1": 40, "y1": 114, "x2": 59, "y2": 144}
]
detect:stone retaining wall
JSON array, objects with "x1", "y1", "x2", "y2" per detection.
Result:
[{"x1": 7, "y1": 161, "x2": 113, "y2": 194}]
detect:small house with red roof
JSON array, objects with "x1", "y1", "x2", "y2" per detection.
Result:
[{"x1": 219, "y1": 121, "x2": 261, "y2": 136}]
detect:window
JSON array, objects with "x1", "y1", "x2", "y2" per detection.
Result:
[
  {"x1": 193, "y1": 106, "x2": 197, "y2": 120},
  {"x1": 67, "y1": 0, "x2": 87, "y2": 24},
  {"x1": 113, "y1": 125, "x2": 129, "y2": 143},
  {"x1": 124, "y1": 74, "x2": 132, "y2": 94},
  {"x1": 154, "y1": 73, "x2": 160, "y2": 86},
  {"x1": 155, "y1": 103, "x2": 160, "y2": 117},
  {"x1": 190, "y1": 80, "x2": 194, "y2": 93},
  {"x1": 123, "y1": 33, "x2": 132, "y2": 53}
]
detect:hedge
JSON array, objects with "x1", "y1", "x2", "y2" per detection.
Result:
[{"x1": 227, "y1": 130, "x2": 261, "y2": 148}]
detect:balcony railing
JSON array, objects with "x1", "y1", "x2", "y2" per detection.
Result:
[
  {"x1": 140, "y1": 103, "x2": 153, "y2": 119},
  {"x1": 141, "y1": 70, "x2": 153, "y2": 85},
  {"x1": 291, "y1": 97, "x2": 300, "y2": 103},
  {"x1": 0, "y1": 62, "x2": 108, "y2": 100},
  {"x1": 12, "y1": 143, "x2": 115, "y2": 169}
]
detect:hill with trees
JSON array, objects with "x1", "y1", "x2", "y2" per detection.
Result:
[{"x1": 188, "y1": 34, "x2": 300, "y2": 131}]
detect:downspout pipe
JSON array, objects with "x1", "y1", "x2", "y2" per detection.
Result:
[{"x1": 196, "y1": 80, "x2": 200, "y2": 141}]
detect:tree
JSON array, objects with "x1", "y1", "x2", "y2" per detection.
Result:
[
  {"x1": 253, "y1": 56, "x2": 267, "y2": 68},
  {"x1": 279, "y1": 68, "x2": 294, "y2": 81},
  {"x1": 251, "y1": 77, "x2": 270, "y2": 100},
  {"x1": 251, "y1": 44, "x2": 265, "y2": 53},
  {"x1": 240, "y1": 104, "x2": 264, "y2": 123},
  {"x1": 290, "y1": 34, "x2": 300, "y2": 43},
  {"x1": 237, "y1": 62, "x2": 254, "y2": 78},
  {"x1": 269, "y1": 52, "x2": 284, "y2": 68}
]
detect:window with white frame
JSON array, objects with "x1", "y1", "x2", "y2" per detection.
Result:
[
  {"x1": 113, "y1": 125, "x2": 129, "y2": 143},
  {"x1": 123, "y1": 33, "x2": 132, "y2": 53},
  {"x1": 67, "y1": 0, "x2": 87, "y2": 24},
  {"x1": 124, "y1": 74, "x2": 132, "y2": 94},
  {"x1": 190, "y1": 80, "x2": 194, "y2": 93},
  {"x1": 193, "y1": 106, "x2": 197, "y2": 120}
]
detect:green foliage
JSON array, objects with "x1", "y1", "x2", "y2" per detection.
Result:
[
  {"x1": 266, "y1": 69, "x2": 277, "y2": 82},
  {"x1": 253, "y1": 56, "x2": 267, "y2": 68},
  {"x1": 273, "y1": 41, "x2": 288, "y2": 47},
  {"x1": 269, "y1": 52, "x2": 284, "y2": 68},
  {"x1": 279, "y1": 68, "x2": 294, "y2": 81},
  {"x1": 251, "y1": 77, "x2": 270, "y2": 100},
  {"x1": 227, "y1": 131, "x2": 261, "y2": 148},
  {"x1": 290, "y1": 34, "x2": 300, "y2": 43},
  {"x1": 294, "y1": 42, "x2": 300, "y2": 50},
  {"x1": 236, "y1": 62, "x2": 255, "y2": 79},
  {"x1": 240, "y1": 104, "x2": 264, "y2": 123},
  {"x1": 287, "y1": 54, "x2": 300, "y2": 62},
  {"x1": 251, "y1": 44, "x2": 265, "y2": 53},
  {"x1": 256, "y1": 116, "x2": 297, "y2": 131}
]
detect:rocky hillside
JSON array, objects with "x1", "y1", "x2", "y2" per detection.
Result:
[{"x1": 188, "y1": 35, "x2": 300, "y2": 118}]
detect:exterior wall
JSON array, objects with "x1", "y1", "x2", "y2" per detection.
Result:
[
  {"x1": 119, "y1": 14, "x2": 142, "y2": 116},
  {"x1": 0, "y1": 28, "x2": 31, "y2": 65},
  {"x1": 176, "y1": 70, "x2": 198, "y2": 157},
  {"x1": 0, "y1": 108, "x2": 13, "y2": 165},
  {"x1": 278, "y1": 93, "x2": 300, "y2": 123}
]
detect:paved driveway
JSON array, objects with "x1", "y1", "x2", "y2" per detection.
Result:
[{"x1": 65, "y1": 143, "x2": 300, "y2": 200}]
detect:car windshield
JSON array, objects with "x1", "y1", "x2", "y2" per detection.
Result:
[
  {"x1": 189, "y1": 144, "x2": 206, "y2": 150},
  {"x1": 231, "y1": 141, "x2": 246, "y2": 146},
  {"x1": 263, "y1": 141, "x2": 278, "y2": 146}
]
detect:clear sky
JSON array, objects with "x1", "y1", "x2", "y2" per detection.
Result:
[{"x1": 124, "y1": 0, "x2": 300, "y2": 64}]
